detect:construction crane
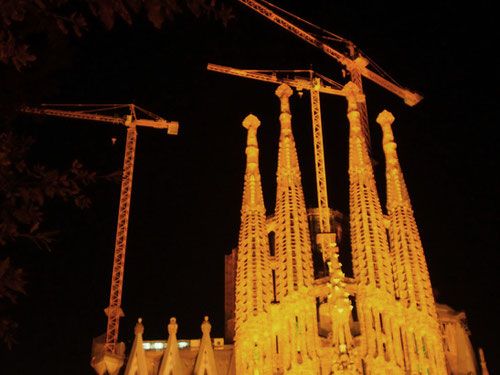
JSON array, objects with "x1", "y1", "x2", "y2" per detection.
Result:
[
  {"x1": 237, "y1": 0, "x2": 423, "y2": 151},
  {"x1": 238, "y1": 0, "x2": 422, "y2": 105},
  {"x1": 22, "y1": 104, "x2": 178, "y2": 356},
  {"x1": 207, "y1": 63, "x2": 341, "y2": 250}
]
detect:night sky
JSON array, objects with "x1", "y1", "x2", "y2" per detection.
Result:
[{"x1": 1, "y1": 1, "x2": 498, "y2": 374}]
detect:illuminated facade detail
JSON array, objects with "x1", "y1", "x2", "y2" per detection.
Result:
[
  {"x1": 234, "y1": 114, "x2": 274, "y2": 375},
  {"x1": 377, "y1": 110, "x2": 447, "y2": 374},
  {"x1": 158, "y1": 318, "x2": 185, "y2": 375},
  {"x1": 227, "y1": 84, "x2": 483, "y2": 375},
  {"x1": 272, "y1": 84, "x2": 320, "y2": 375},
  {"x1": 121, "y1": 317, "x2": 233, "y2": 375},
  {"x1": 437, "y1": 304, "x2": 481, "y2": 375}
]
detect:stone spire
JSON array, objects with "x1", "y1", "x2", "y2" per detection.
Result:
[
  {"x1": 234, "y1": 114, "x2": 273, "y2": 375},
  {"x1": 273, "y1": 83, "x2": 315, "y2": 296},
  {"x1": 344, "y1": 82, "x2": 397, "y2": 369},
  {"x1": 272, "y1": 84, "x2": 319, "y2": 374},
  {"x1": 158, "y1": 317, "x2": 185, "y2": 375},
  {"x1": 344, "y1": 83, "x2": 393, "y2": 296},
  {"x1": 377, "y1": 110, "x2": 436, "y2": 315},
  {"x1": 377, "y1": 110, "x2": 447, "y2": 374},
  {"x1": 193, "y1": 316, "x2": 218, "y2": 375},
  {"x1": 124, "y1": 318, "x2": 148, "y2": 375}
]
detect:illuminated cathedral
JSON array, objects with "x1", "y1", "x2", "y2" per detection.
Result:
[{"x1": 114, "y1": 83, "x2": 488, "y2": 375}]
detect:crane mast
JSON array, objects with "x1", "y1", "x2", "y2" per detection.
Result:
[
  {"x1": 22, "y1": 104, "x2": 178, "y2": 355},
  {"x1": 105, "y1": 123, "x2": 135, "y2": 354}
]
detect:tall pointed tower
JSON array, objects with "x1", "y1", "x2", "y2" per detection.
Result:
[
  {"x1": 272, "y1": 84, "x2": 320, "y2": 374},
  {"x1": 234, "y1": 114, "x2": 274, "y2": 375},
  {"x1": 377, "y1": 110, "x2": 447, "y2": 374},
  {"x1": 343, "y1": 82, "x2": 402, "y2": 373}
]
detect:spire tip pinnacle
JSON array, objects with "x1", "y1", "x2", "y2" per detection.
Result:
[
  {"x1": 376, "y1": 109, "x2": 395, "y2": 127},
  {"x1": 242, "y1": 114, "x2": 260, "y2": 130},
  {"x1": 275, "y1": 83, "x2": 293, "y2": 99}
]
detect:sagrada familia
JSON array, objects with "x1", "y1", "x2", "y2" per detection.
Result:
[{"x1": 102, "y1": 82, "x2": 489, "y2": 375}]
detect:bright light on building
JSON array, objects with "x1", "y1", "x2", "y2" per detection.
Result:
[{"x1": 178, "y1": 341, "x2": 190, "y2": 349}]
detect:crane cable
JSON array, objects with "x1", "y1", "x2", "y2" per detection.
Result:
[
  {"x1": 357, "y1": 49, "x2": 404, "y2": 89},
  {"x1": 259, "y1": 0, "x2": 346, "y2": 43}
]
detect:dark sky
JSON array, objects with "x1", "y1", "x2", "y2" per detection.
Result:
[{"x1": 1, "y1": 1, "x2": 498, "y2": 374}]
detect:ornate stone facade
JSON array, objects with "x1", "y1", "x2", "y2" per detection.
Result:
[
  {"x1": 227, "y1": 83, "x2": 485, "y2": 375},
  {"x1": 118, "y1": 83, "x2": 486, "y2": 375}
]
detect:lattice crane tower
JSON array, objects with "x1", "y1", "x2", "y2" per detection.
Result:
[{"x1": 22, "y1": 104, "x2": 178, "y2": 375}]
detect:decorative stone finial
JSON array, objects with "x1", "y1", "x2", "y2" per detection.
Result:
[
  {"x1": 376, "y1": 110, "x2": 397, "y2": 163},
  {"x1": 275, "y1": 84, "x2": 293, "y2": 116},
  {"x1": 243, "y1": 114, "x2": 261, "y2": 169},
  {"x1": 134, "y1": 317, "x2": 144, "y2": 335},
  {"x1": 376, "y1": 109, "x2": 395, "y2": 127},
  {"x1": 201, "y1": 316, "x2": 212, "y2": 335},
  {"x1": 168, "y1": 317, "x2": 178, "y2": 336},
  {"x1": 342, "y1": 81, "x2": 364, "y2": 101},
  {"x1": 275, "y1": 83, "x2": 293, "y2": 99},
  {"x1": 242, "y1": 113, "x2": 260, "y2": 131}
]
